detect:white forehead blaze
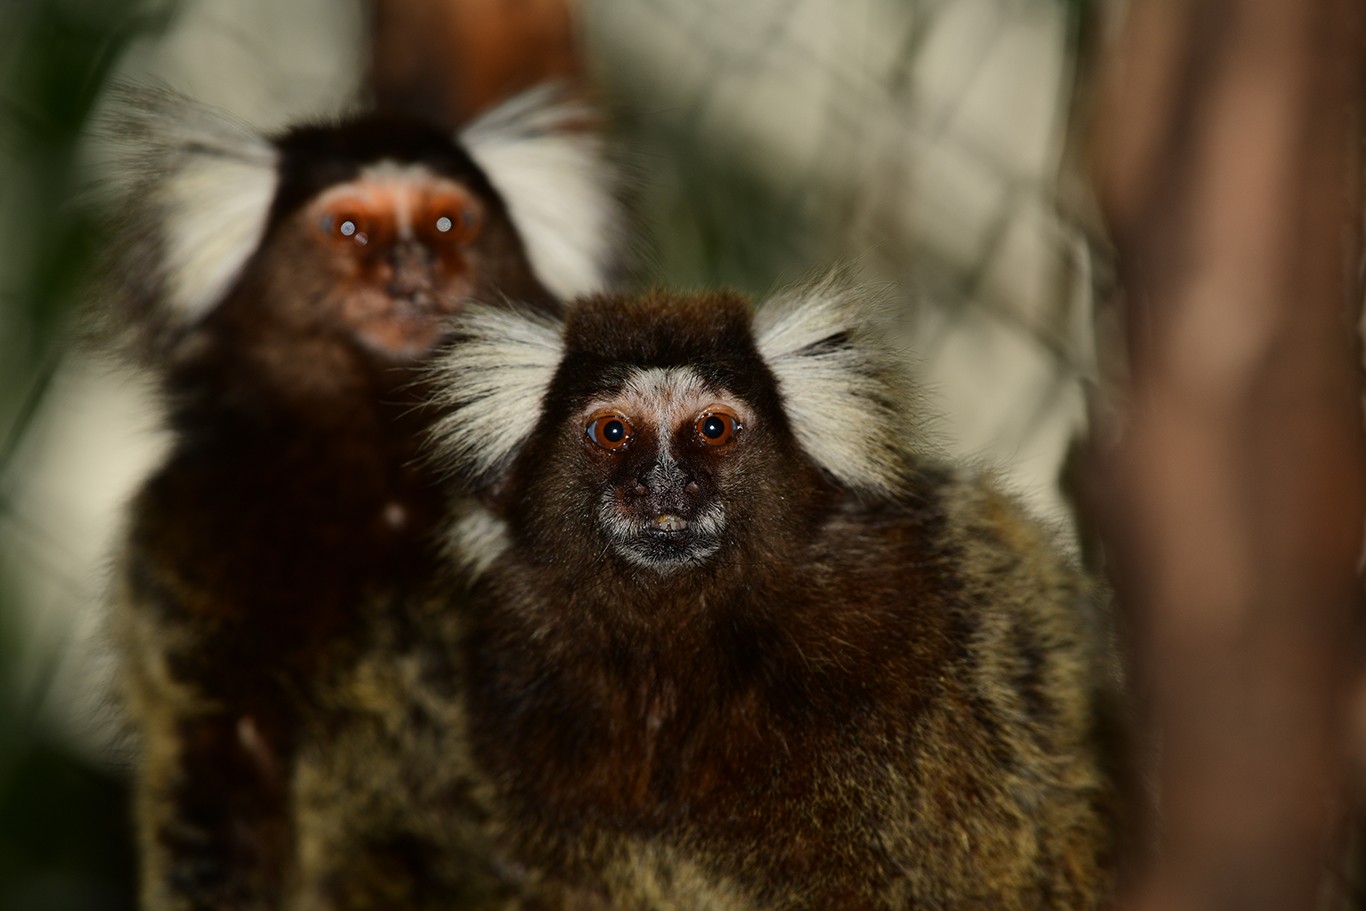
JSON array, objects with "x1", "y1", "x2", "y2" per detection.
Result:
[
  {"x1": 363, "y1": 161, "x2": 423, "y2": 240},
  {"x1": 314, "y1": 160, "x2": 448, "y2": 241},
  {"x1": 585, "y1": 367, "x2": 752, "y2": 440}
]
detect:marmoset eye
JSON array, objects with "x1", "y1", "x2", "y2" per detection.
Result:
[{"x1": 587, "y1": 414, "x2": 632, "y2": 450}]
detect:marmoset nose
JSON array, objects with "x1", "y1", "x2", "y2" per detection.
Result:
[
  {"x1": 386, "y1": 241, "x2": 436, "y2": 298},
  {"x1": 628, "y1": 458, "x2": 702, "y2": 517}
]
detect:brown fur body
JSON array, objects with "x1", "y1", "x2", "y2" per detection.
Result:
[
  {"x1": 425, "y1": 289, "x2": 1119, "y2": 909},
  {"x1": 107, "y1": 100, "x2": 560, "y2": 910}
]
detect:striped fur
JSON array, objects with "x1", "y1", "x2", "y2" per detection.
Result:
[{"x1": 754, "y1": 272, "x2": 917, "y2": 497}]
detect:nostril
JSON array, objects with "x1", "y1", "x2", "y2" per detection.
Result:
[
  {"x1": 684, "y1": 480, "x2": 700, "y2": 496},
  {"x1": 631, "y1": 479, "x2": 649, "y2": 497},
  {"x1": 390, "y1": 241, "x2": 434, "y2": 267}
]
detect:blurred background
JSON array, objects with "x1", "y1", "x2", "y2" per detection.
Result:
[{"x1": 3, "y1": 1, "x2": 1362, "y2": 910}]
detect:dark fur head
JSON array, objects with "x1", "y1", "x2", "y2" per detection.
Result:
[
  {"x1": 433, "y1": 275, "x2": 924, "y2": 582},
  {"x1": 225, "y1": 116, "x2": 547, "y2": 363},
  {"x1": 95, "y1": 84, "x2": 621, "y2": 370}
]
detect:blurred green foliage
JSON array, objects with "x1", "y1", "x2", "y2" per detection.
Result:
[
  {"x1": 1, "y1": 2, "x2": 178, "y2": 909},
  {"x1": 1, "y1": 0, "x2": 174, "y2": 389}
]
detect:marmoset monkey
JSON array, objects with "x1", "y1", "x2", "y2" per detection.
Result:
[
  {"x1": 424, "y1": 276, "x2": 1119, "y2": 910},
  {"x1": 97, "y1": 85, "x2": 623, "y2": 910}
]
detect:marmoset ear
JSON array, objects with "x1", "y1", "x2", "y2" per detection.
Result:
[
  {"x1": 429, "y1": 302, "x2": 567, "y2": 485},
  {"x1": 97, "y1": 84, "x2": 280, "y2": 334},
  {"x1": 754, "y1": 270, "x2": 920, "y2": 497},
  {"x1": 461, "y1": 85, "x2": 627, "y2": 302}
]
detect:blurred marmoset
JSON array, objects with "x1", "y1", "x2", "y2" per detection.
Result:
[
  {"x1": 96, "y1": 84, "x2": 624, "y2": 910},
  {"x1": 416, "y1": 276, "x2": 1120, "y2": 909}
]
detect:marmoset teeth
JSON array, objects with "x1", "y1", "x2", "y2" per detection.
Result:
[{"x1": 651, "y1": 514, "x2": 688, "y2": 532}]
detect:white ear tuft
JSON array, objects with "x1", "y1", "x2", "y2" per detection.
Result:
[
  {"x1": 754, "y1": 271, "x2": 916, "y2": 497},
  {"x1": 430, "y1": 304, "x2": 566, "y2": 480},
  {"x1": 99, "y1": 85, "x2": 278, "y2": 325},
  {"x1": 460, "y1": 85, "x2": 625, "y2": 301}
]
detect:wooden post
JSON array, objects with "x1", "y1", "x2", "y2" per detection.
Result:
[
  {"x1": 1092, "y1": 1, "x2": 1366, "y2": 907},
  {"x1": 364, "y1": 0, "x2": 582, "y2": 128}
]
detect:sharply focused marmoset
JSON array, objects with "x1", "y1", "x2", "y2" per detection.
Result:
[
  {"x1": 96, "y1": 84, "x2": 623, "y2": 910},
  {"x1": 420, "y1": 276, "x2": 1119, "y2": 909}
]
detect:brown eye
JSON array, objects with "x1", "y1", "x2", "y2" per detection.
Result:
[
  {"x1": 425, "y1": 189, "x2": 482, "y2": 245},
  {"x1": 695, "y1": 410, "x2": 740, "y2": 446},
  {"x1": 433, "y1": 208, "x2": 479, "y2": 241},
  {"x1": 320, "y1": 212, "x2": 370, "y2": 246},
  {"x1": 587, "y1": 414, "x2": 632, "y2": 450}
]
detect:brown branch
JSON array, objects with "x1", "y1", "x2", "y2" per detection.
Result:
[
  {"x1": 364, "y1": 0, "x2": 583, "y2": 128},
  {"x1": 1092, "y1": 0, "x2": 1366, "y2": 909}
]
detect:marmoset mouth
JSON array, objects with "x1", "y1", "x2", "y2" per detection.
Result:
[
  {"x1": 599, "y1": 492, "x2": 728, "y2": 571},
  {"x1": 620, "y1": 525, "x2": 720, "y2": 569},
  {"x1": 649, "y1": 513, "x2": 689, "y2": 533},
  {"x1": 352, "y1": 294, "x2": 461, "y2": 359}
]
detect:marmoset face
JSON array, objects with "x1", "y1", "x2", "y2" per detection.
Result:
[
  {"x1": 287, "y1": 164, "x2": 486, "y2": 358},
  {"x1": 432, "y1": 283, "x2": 907, "y2": 587},
  {"x1": 231, "y1": 115, "x2": 550, "y2": 365},
  {"x1": 573, "y1": 366, "x2": 755, "y2": 569}
]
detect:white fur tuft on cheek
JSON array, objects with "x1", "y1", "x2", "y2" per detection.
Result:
[
  {"x1": 460, "y1": 85, "x2": 625, "y2": 300},
  {"x1": 754, "y1": 271, "x2": 916, "y2": 497},
  {"x1": 430, "y1": 304, "x2": 566, "y2": 480},
  {"x1": 445, "y1": 507, "x2": 513, "y2": 579}
]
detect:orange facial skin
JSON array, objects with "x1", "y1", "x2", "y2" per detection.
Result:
[{"x1": 303, "y1": 171, "x2": 486, "y2": 358}]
